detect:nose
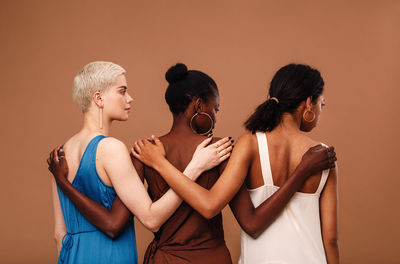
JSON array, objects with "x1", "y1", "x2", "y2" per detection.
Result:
[{"x1": 126, "y1": 92, "x2": 133, "y2": 103}]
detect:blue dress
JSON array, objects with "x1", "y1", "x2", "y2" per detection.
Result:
[{"x1": 57, "y1": 135, "x2": 138, "y2": 264}]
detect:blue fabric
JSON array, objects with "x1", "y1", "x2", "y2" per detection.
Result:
[{"x1": 57, "y1": 135, "x2": 137, "y2": 264}]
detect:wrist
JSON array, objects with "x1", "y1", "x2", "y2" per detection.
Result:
[
  {"x1": 295, "y1": 163, "x2": 311, "y2": 180},
  {"x1": 184, "y1": 162, "x2": 202, "y2": 180},
  {"x1": 152, "y1": 156, "x2": 169, "y2": 172},
  {"x1": 54, "y1": 174, "x2": 68, "y2": 185}
]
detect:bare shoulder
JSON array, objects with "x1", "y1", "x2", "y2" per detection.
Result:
[
  {"x1": 234, "y1": 132, "x2": 257, "y2": 154},
  {"x1": 97, "y1": 137, "x2": 129, "y2": 158},
  {"x1": 303, "y1": 134, "x2": 330, "y2": 149},
  {"x1": 237, "y1": 131, "x2": 256, "y2": 145}
]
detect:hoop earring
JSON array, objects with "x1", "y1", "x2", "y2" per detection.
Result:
[
  {"x1": 190, "y1": 112, "x2": 214, "y2": 136},
  {"x1": 303, "y1": 110, "x2": 315, "y2": 122},
  {"x1": 99, "y1": 107, "x2": 103, "y2": 129}
]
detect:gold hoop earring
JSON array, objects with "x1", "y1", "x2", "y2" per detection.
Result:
[
  {"x1": 190, "y1": 112, "x2": 214, "y2": 136},
  {"x1": 303, "y1": 110, "x2": 315, "y2": 122},
  {"x1": 99, "y1": 107, "x2": 103, "y2": 129}
]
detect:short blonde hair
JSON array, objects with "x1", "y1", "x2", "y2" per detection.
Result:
[{"x1": 72, "y1": 61, "x2": 126, "y2": 112}]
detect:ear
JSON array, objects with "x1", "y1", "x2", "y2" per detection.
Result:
[
  {"x1": 305, "y1": 96, "x2": 313, "y2": 110},
  {"x1": 93, "y1": 91, "x2": 103, "y2": 108},
  {"x1": 194, "y1": 98, "x2": 202, "y2": 112}
]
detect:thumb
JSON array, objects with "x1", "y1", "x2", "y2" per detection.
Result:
[{"x1": 197, "y1": 137, "x2": 213, "y2": 149}]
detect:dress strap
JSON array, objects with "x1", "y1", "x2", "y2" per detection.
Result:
[
  {"x1": 255, "y1": 132, "x2": 274, "y2": 185},
  {"x1": 315, "y1": 143, "x2": 330, "y2": 195},
  {"x1": 79, "y1": 135, "x2": 106, "y2": 170}
]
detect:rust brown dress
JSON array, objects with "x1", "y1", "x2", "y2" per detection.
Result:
[{"x1": 138, "y1": 145, "x2": 232, "y2": 264}]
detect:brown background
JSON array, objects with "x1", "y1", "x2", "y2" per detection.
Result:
[{"x1": 1, "y1": 0, "x2": 399, "y2": 263}]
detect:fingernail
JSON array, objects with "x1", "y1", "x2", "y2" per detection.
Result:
[
  {"x1": 228, "y1": 136, "x2": 232, "y2": 139},
  {"x1": 231, "y1": 140, "x2": 234, "y2": 143},
  {"x1": 232, "y1": 145, "x2": 234, "y2": 148}
]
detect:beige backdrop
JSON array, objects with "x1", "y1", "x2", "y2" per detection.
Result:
[{"x1": 1, "y1": 0, "x2": 399, "y2": 263}]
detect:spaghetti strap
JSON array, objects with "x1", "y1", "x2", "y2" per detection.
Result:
[
  {"x1": 315, "y1": 169, "x2": 329, "y2": 195},
  {"x1": 315, "y1": 143, "x2": 330, "y2": 195},
  {"x1": 255, "y1": 132, "x2": 273, "y2": 185}
]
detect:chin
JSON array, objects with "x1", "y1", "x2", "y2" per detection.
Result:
[{"x1": 114, "y1": 115, "x2": 129, "y2": 122}]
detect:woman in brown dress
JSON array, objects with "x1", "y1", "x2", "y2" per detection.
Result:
[{"x1": 49, "y1": 63, "x2": 335, "y2": 263}]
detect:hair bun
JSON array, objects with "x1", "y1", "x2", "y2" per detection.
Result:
[{"x1": 165, "y1": 63, "x2": 188, "y2": 84}]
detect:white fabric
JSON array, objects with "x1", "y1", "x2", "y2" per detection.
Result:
[{"x1": 238, "y1": 132, "x2": 329, "y2": 264}]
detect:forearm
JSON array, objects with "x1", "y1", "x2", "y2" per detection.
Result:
[
  {"x1": 231, "y1": 165, "x2": 309, "y2": 237},
  {"x1": 55, "y1": 178, "x2": 127, "y2": 238},
  {"x1": 153, "y1": 158, "x2": 224, "y2": 219},
  {"x1": 144, "y1": 162, "x2": 203, "y2": 230}
]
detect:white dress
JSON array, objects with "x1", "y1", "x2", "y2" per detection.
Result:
[{"x1": 238, "y1": 132, "x2": 329, "y2": 264}]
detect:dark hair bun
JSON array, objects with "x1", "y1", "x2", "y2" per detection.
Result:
[{"x1": 165, "y1": 63, "x2": 188, "y2": 84}]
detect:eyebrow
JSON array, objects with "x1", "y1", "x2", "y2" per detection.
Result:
[{"x1": 118, "y1": 86, "x2": 127, "y2": 90}]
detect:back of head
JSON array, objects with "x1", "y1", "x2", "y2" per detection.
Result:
[
  {"x1": 72, "y1": 61, "x2": 126, "y2": 112},
  {"x1": 164, "y1": 63, "x2": 218, "y2": 115},
  {"x1": 245, "y1": 64, "x2": 324, "y2": 133}
]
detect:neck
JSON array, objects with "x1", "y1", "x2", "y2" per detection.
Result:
[
  {"x1": 168, "y1": 113, "x2": 195, "y2": 136},
  {"x1": 272, "y1": 112, "x2": 302, "y2": 135},
  {"x1": 81, "y1": 109, "x2": 110, "y2": 136}
]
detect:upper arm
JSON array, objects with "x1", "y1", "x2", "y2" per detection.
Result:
[
  {"x1": 229, "y1": 184, "x2": 257, "y2": 233},
  {"x1": 51, "y1": 179, "x2": 66, "y2": 240},
  {"x1": 131, "y1": 152, "x2": 145, "y2": 183},
  {"x1": 99, "y1": 138, "x2": 154, "y2": 222},
  {"x1": 208, "y1": 133, "x2": 254, "y2": 212},
  {"x1": 320, "y1": 164, "x2": 339, "y2": 243}
]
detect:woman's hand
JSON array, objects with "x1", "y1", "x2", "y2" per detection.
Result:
[
  {"x1": 131, "y1": 136, "x2": 233, "y2": 175},
  {"x1": 189, "y1": 137, "x2": 233, "y2": 173},
  {"x1": 131, "y1": 135, "x2": 167, "y2": 168},
  {"x1": 47, "y1": 146, "x2": 69, "y2": 183},
  {"x1": 299, "y1": 145, "x2": 337, "y2": 177}
]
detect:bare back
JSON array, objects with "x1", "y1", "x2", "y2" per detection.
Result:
[
  {"x1": 62, "y1": 133, "x2": 113, "y2": 186},
  {"x1": 247, "y1": 131, "x2": 324, "y2": 194}
]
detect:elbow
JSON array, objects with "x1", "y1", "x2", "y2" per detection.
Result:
[
  {"x1": 54, "y1": 231, "x2": 65, "y2": 245},
  {"x1": 104, "y1": 221, "x2": 127, "y2": 240},
  {"x1": 105, "y1": 226, "x2": 123, "y2": 240},
  {"x1": 324, "y1": 236, "x2": 339, "y2": 249},
  {"x1": 240, "y1": 222, "x2": 262, "y2": 239},
  {"x1": 242, "y1": 227, "x2": 260, "y2": 239},
  {"x1": 143, "y1": 218, "x2": 160, "y2": 233},
  {"x1": 200, "y1": 201, "x2": 220, "y2": 220},
  {"x1": 148, "y1": 224, "x2": 160, "y2": 233}
]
